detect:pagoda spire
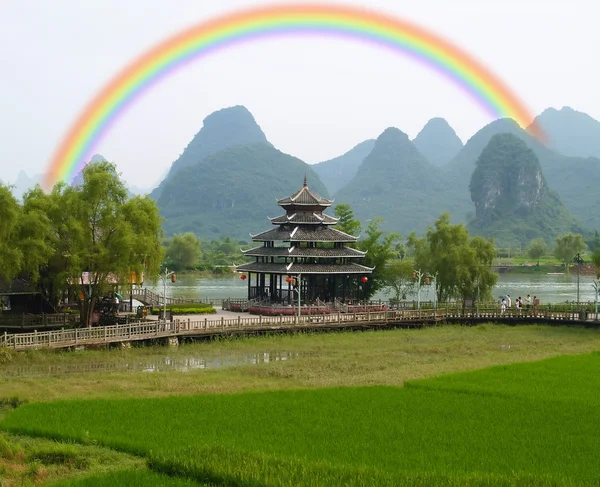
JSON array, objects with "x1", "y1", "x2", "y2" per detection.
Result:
[{"x1": 303, "y1": 174, "x2": 307, "y2": 187}]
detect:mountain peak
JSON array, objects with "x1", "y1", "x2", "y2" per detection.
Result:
[
  {"x1": 533, "y1": 107, "x2": 600, "y2": 158},
  {"x1": 311, "y1": 139, "x2": 376, "y2": 196},
  {"x1": 170, "y1": 105, "x2": 268, "y2": 176},
  {"x1": 469, "y1": 132, "x2": 579, "y2": 245},
  {"x1": 378, "y1": 126, "x2": 410, "y2": 142},
  {"x1": 151, "y1": 105, "x2": 269, "y2": 199},
  {"x1": 413, "y1": 118, "x2": 463, "y2": 166}
]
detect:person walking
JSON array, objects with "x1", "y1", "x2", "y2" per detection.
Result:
[
  {"x1": 501, "y1": 297, "x2": 507, "y2": 315},
  {"x1": 507, "y1": 295, "x2": 512, "y2": 309}
]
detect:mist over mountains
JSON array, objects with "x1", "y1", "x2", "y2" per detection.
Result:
[{"x1": 8, "y1": 105, "x2": 600, "y2": 246}]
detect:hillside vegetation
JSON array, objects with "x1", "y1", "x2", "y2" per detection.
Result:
[
  {"x1": 468, "y1": 133, "x2": 581, "y2": 245},
  {"x1": 157, "y1": 142, "x2": 329, "y2": 239}
]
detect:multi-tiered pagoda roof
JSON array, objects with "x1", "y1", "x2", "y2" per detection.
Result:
[{"x1": 236, "y1": 178, "x2": 373, "y2": 276}]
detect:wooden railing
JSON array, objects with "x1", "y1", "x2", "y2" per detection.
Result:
[
  {"x1": 125, "y1": 288, "x2": 205, "y2": 306},
  {"x1": 2, "y1": 306, "x2": 599, "y2": 351},
  {"x1": 0, "y1": 313, "x2": 80, "y2": 330}
]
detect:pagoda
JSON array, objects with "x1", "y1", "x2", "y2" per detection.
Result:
[{"x1": 236, "y1": 178, "x2": 373, "y2": 308}]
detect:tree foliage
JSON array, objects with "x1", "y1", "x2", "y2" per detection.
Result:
[
  {"x1": 591, "y1": 248, "x2": 600, "y2": 279},
  {"x1": 358, "y1": 218, "x2": 399, "y2": 300},
  {"x1": 6, "y1": 162, "x2": 164, "y2": 326},
  {"x1": 554, "y1": 233, "x2": 586, "y2": 267},
  {"x1": 382, "y1": 259, "x2": 414, "y2": 301},
  {"x1": 0, "y1": 184, "x2": 23, "y2": 282},
  {"x1": 410, "y1": 213, "x2": 497, "y2": 302},
  {"x1": 527, "y1": 238, "x2": 548, "y2": 265},
  {"x1": 334, "y1": 204, "x2": 362, "y2": 238},
  {"x1": 165, "y1": 233, "x2": 202, "y2": 270}
]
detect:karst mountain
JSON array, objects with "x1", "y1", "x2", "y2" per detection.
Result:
[
  {"x1": 468, "y1": 133, "x2": 581, "y2": 245},
  {"x1": 412, "y1": 117, "x2": 464, "y2": 167}
]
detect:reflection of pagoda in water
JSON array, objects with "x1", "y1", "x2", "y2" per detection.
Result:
[{"x1": 236, "y1": 178, "x2": 373, "y2": 306}]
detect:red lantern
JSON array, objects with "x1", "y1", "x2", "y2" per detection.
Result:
[
  {"x1": 285, "y1": 276, "x2": 292, "y2": 283},
  {"x1": 240, "y1": 274, "x2": 247, "y2": 280},
  {"x1": 361, "y1": 276, "x2": 368, "y2": 283},
  {"x1": 171, "y1": 273, "x2": 177, "y2": 283}
]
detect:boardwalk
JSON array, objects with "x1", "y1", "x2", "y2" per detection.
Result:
[{"x1": 2, "y1": 307, "x2": 599, "y2": 351}]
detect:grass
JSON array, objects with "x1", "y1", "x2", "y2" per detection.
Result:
[
  {"x1": 4, "y1": 353, "x2": 600, "y2": 485},
  {"x1": 47, "y1": 469, "x2": 210, "y2": 486},
  {"x1": 0, "y1": 431, "x2": 146, "y2": 486},
  {"x1": 3, "y1": 324, "x2": 600, "y2": 403}
]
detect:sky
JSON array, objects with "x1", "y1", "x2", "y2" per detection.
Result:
[{"x1": 1, "y1": 0, "x2": 597, "y2": 189}]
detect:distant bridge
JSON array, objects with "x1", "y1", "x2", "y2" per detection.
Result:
[{"x1": 2, "y1": 307, "x2": 599, "y2": 351}]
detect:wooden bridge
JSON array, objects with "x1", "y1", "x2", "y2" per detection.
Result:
[
  {"x1": 2, "y1": 307, "x2": 599, "y2": 351},
  {"x1": 124, "y1": 288, "x2": 207, "y2": 306}
]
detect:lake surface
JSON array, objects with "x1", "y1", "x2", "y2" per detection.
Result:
[{"x1": 149, "y1": 272, "x2": 600, "y2": 304}]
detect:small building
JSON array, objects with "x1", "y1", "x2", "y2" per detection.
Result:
[
  {"x1": 236, "y1": 178, "x2": 373, "y2": 309},
  {"x1": 0, "y1": 278, "x2": 45, "y2": 314}
]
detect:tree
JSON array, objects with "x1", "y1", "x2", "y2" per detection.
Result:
[
  {"x1": 165, "y1": 233, "x2": 201, "y2": 270},
  {"x1": 527, "y1": 238, "x2": 548, "y2": 266},
  {"x1": 383, "y1": 259, "x2": 414, "y2": 301},
  {"x1": 591, "y1": 247, "x2": 600, "y2": 279},
  {"x1": 334, "y1": 204, "x2": 362, "y2": 237},
  {"x1": 410, "y1": 213, "x2": 497, "y2": 302},
  {"x1": 29, "y1": 162, "x2": 163, "y2": 326},
  {"x1": 554, "y1": 233, "x2": 586, "y2": 267},
  {"x1": 0, "y1": 184, "x2": 23, "y2": 282},
  {"x1": 358, "y1": 218, "x2": 399, "y2": 299}
]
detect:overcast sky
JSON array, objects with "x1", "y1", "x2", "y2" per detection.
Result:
[{"x1": 1, "y1": 0, "x2": 596, "y2": 188}]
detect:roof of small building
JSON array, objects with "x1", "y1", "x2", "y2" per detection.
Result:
[
  {"x1": 0, "y1": 278, "x2": 39, "y2": 295},
  {"x1": 251, "y1": 225, "x2": 357, "y2": 243},
  {"x1": 235, "y1": 262, "x2": 374, "y2": 274},
  {"x1": 242, "y1": 245, "x2": 366, "y2": 258},
  {"x1": 269, "y1": 212, "x2": 338, "y2": 225},
  {"x1": 277, "y1": 177, "x2": 333, "y2": 207}
]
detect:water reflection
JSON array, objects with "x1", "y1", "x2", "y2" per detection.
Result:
[{"x1": 1, "y1": 351, "x2": 299, "y2": 377}]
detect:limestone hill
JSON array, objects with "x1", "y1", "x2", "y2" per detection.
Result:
[
  {"x1": 311, "y1": 140, "x2": 375, "y2": 196},
  {"x1": 469, "y1": 133, "x2": 581, "y2": 245},
  {"x1": 156, "y1": 142, "x2": 329, "y2": 239},
  {"x1": 151, "y1": 106, "x2": 269, "y2": 199},
  {"x1": 533, "y1": 106, "x2": 600, "y2": 159},
  {"x1": 335, "y1": 127, "x2": 470, "y2": 235},
  {"x1": 443, "y1": 118, "x2": 600, "y2": 230},
  {"x1": 412, "y1": 117, "x2": 463, "y2": 167}
]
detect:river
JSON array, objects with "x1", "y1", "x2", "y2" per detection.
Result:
[{"x1": 149, "y1": 272, "x2": 599, "y2": 304}]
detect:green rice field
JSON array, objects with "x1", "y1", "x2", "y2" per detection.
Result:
[{"x1": 3, "y1": 351, "x2": 600, "y2": 485}]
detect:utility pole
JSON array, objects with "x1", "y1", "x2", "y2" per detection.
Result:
[
  {"x1": 412, "y1": 270, "x2": 425, "y2": 310},
  {"x1": 297, "y1": 273, "x2": 302, "y2": 318},
  {"x1": 573, "y1": 253, "x2": 584, "y2": 304},
  {"x1": 593, "y1": 279, "x2": 599, "y2": 321},
  {"x1": 160, "y1": 267, "x2": 175, "y2": 325}
]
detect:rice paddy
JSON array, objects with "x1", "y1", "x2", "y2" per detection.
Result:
[{"x1": 3, "y1": 349, "x2": 600, "y2": 485}]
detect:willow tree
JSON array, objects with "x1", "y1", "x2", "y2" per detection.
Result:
[
  {"x1": 29, "y1": 162, "x2": 163, "y2": 326},
  {"x1": 0, "y1": 183, "x2": 23, "y2": 282},
  {"x1": 410, "y1": 213, "x2": 497, "y2": 303},
  {"x1": 358, "y1": 218, "x2": 399, "y2": 300}
]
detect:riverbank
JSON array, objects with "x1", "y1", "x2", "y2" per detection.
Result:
[{"x1": 495, "y1": 262, "x2": 597, "y2": 276}]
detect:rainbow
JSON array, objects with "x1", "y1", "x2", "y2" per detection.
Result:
[{"x1": 44, "y1": 2, "x2": 540, "y2": 189}]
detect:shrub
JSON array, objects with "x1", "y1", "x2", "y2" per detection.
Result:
[{"x1": 150, "y1": 306, "x2": 216, "y2": 315}]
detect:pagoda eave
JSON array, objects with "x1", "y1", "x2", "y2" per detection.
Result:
[{"x1": 235, "y1": 263, "x2": 374, "y2": 274}]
